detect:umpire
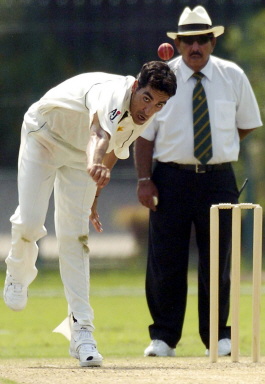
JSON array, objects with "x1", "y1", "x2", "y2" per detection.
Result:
[{"x1": 134, "y1": 6, "x2": 262, "y2": 357}]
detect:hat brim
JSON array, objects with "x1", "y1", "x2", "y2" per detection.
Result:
[{"x1": 167, "y1": 26, "x2": 224, "y2": 40}]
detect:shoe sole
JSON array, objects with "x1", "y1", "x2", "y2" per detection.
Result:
[
  {"x1": 4, "y1": 301, "x2": 27, "y2": 311},
  {"x1": 70, "y1": 349, "x2": 103, "y2": 367},
  {"x1": 205, "y1": 350, "x2": 231, "y2": 356},
  {"x1": 80, "y1": 359, "x2": 103, "y2": 367},
  {"x1": 144, "y1": 353, "x2": 175, "y2": 357},
  {"x1": 3, "y1": 296, "x2": 27, "y2": 311},
  {"x1": 4, "y1": 287, "x2": 28, "y2": 311}
]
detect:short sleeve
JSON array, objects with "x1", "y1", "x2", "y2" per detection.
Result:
[
  {"x1": 236, "y1": 72, "x2": 262, "y2": 129},
  {"x1": 140, "y1": 116, "x2": 159, "y2": 141},
  {"x1": 86, "y1": 76, "x2": 135, "y2": 137}
]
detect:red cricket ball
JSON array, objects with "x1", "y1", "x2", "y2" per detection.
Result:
[{"x1": 157, "y1": 43, "x2": 174, "y2": 61}]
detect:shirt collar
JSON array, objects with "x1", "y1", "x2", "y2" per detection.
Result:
[
  {"x1": 180, "y1": 56, "x2": 213, "y2": 82},
  {"x1": 124, "y1": 84, "x2": 132, "y2": 117}
]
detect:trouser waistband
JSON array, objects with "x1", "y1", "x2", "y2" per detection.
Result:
[{"x1": 159, "y1": 162, "x2": 231, "y2": 173}]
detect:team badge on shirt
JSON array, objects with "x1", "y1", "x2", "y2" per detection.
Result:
[{"x1": 109, "y1": 109, "x2": 121, "y2": 122}]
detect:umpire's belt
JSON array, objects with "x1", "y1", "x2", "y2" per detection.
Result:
[{"x1": 164, "y1": 162, "x2": 231, "y2": 173}]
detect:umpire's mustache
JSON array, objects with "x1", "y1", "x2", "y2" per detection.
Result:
[{"x1": 190, "y1": 51, "x2": 202, "y2": 57}]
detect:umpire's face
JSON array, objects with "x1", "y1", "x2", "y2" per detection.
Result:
[
  {"x1": 175, "y1": 34, "x2": 216, "y2": 73},
  {"x1": 129, "y1": 82, "x2": 170, "y2": 125}
]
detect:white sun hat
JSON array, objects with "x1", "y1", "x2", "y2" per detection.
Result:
[{"x1": 167, "y1": 6, "x2": 224, "y2": 40}]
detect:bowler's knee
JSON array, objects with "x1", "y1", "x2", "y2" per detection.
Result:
[{"x1": 12, "y1": 221, "x2": 47, "y2": 242}]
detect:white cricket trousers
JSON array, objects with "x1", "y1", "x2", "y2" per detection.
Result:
[{"x1": 5, "y1": 120, "x2": 97, "y2": 329}]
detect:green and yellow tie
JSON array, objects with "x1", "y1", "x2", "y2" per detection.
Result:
[{"x1": 193, "y1": 72, "x2": 212, "y2": 164}]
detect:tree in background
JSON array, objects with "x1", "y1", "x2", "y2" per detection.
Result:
[{"x1": 224, "y1": 9, "x2": 265, "y2": 208}]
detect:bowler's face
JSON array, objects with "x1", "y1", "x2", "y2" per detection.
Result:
[
  {"x1": 175, "y1": 35, "x2": 216, "y2": 72},
  {"x1": 130, "y1": 82, "x2": 170, "y2": 125}
]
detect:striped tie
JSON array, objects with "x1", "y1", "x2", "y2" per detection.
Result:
[{"x1": 193, "y1": 72, "x2": 212, "y2": 164}]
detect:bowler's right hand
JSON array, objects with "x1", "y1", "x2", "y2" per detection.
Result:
[
  {"x1": 89, "y1": 197, "x2": 103, "y2": 232},
  {"x1": 87, "y1": 163, "x2": 111, "y2": 188}
]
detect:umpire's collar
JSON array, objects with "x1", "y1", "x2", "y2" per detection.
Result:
[{"x1": 180, "y1": 56, "x2": 213, "y2": 82}]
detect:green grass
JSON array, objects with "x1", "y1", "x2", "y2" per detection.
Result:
[
  {"x1": 0, "y1": 380, "x2": 20, "y2": 384},
  {"x1": 0, "y1": 267, "x2": 264, "y2": 359}
]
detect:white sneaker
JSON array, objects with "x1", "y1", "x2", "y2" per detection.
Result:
[
  {"x1": 69, "y1": 322, "x2": 103, "y2": 367},
  {"x1": 3, "y1": 274, "x2": 28, "y2": 311},
  {"x1": 144, "y1": 340, "x2": 176, "y2": 357},
  {"x1": 205, "y1": 338, "x2": 231, "y2": 356}
]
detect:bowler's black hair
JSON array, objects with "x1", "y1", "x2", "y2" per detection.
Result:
[{"x1": 137, "y1": 61, "x2": 177, "y2": 97}]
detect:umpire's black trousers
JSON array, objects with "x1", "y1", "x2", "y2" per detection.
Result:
[{"x1": 146, "y1": 161, "x2": 239, "y2": 348}]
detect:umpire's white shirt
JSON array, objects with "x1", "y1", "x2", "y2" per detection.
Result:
[{"x1": 141, "y1": 55, "x2": 262, "y2": 164}]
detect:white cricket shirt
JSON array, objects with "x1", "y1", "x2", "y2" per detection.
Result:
[
  {"x1": 25, "y1": 72, "x2": 153, "y2": 159},
  {"x1": 141, "y1": 55, "x2": 262, "y2": 164}
]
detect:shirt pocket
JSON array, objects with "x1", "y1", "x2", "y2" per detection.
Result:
[{"x1": 214, "y1": 100, "x2": 236, "y2": 130}]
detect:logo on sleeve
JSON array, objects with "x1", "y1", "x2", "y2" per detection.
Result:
[{"x1": 109, "y1": 109, "x2": 121, "y2": 122}]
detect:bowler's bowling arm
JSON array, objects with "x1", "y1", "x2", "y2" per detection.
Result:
[{"x1": 86, "y1": 113, "x2": 111, "y2": 188}]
